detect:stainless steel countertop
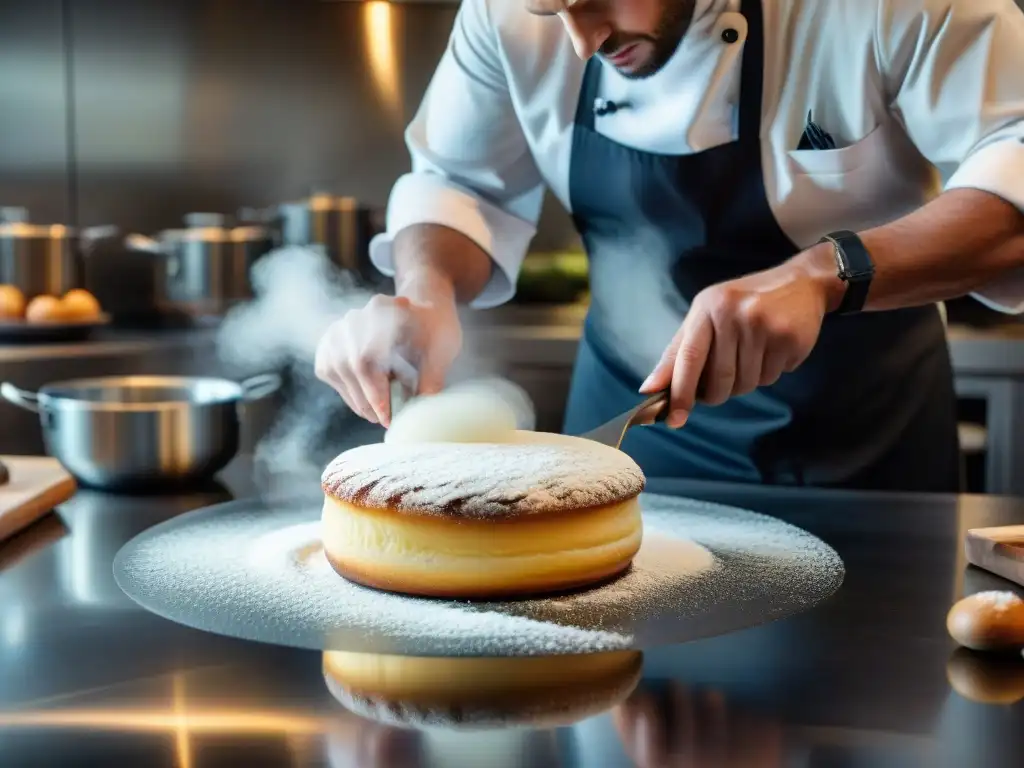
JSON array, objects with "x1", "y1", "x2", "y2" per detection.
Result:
[
  {"x1": 1, "y1": 457, "x2": 1023, "y2": 766},
  {"x1": 0, "y1": 328, "x2": 219, "y2": 365},
  {"x1": 1, "y1": 305, "x2": 1022, "y2": 376},
  {"x1": 469, "y1": 303, "x2": 1024, "y2": 376}
]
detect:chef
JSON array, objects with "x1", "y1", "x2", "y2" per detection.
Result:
[{"x1": 315, "y1": 0, "x2": 1024, "y2": 492}]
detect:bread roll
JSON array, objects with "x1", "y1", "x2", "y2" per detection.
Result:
[
  {"x1": 61, "y1": 289, "x2": 102, "y2": 321},
  {"x1": 947, "y1": 590, "x2": 1024, "y2": 652},
  {"x1": 25, "y1": 295, "x2": 67, "y2": 323},
  {"x1": 0, "y1": 285, "x2": 26, "y2": 320}
]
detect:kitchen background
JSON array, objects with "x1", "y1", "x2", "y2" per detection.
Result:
[
  {"x1": 0, "y1": 0, "x2": 578, "y2": 246},
  {"x1": 2, "y1": 0, "x2": 1024, "y2": 494}
]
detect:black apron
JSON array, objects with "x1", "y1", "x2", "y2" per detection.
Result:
[{"x1": 562, "y1": 0, "x2": 960, "y2": 492}]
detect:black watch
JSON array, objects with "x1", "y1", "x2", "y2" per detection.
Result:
[{"x1": 818, "y1": 230, "x2": 874, "y2": 315}]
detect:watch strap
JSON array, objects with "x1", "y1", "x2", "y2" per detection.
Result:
[{"x1": 819, "y1": 230, "x2": 874, "y2": 315}]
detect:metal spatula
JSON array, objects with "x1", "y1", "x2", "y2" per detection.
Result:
[{"x1": 582, "y1": 391, "x2": 670, "y2": 449}]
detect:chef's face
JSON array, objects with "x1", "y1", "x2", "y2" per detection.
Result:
[{"x1": 527, "y1": 0, "x2": 695, "y2": 78}]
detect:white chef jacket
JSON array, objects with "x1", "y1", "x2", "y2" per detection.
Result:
[{"x1": 368, "y1": 0, "x2": 1024, "y2": 312}]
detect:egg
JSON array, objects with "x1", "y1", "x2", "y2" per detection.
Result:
[
  {"x1": 946, "y1": 646, "x2": 1024, "y2": 704},
  {"x1": 0, "y1": 285, "x2": 26, "y2": 320},
  {"x1": 946, "y1": 590, "x2": 1024, "y2": 652},
  {"x1": 25, "y1": 294, "x2": 68, "y2": 323},
  {"x1": 61, "y1": 288, "x2": 102, "y2": 321}
]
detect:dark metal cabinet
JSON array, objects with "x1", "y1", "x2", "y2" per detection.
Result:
[
  {"x1": 0, "y1": 1, "x2": 71, "y2": 224},
  {"x1": 68, "y1": 0, "x2": 457, "y2": 232}
]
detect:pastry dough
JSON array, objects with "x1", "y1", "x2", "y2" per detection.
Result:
[{"x1": 384, "y1": 378, "x2": 532, "y2": 445}]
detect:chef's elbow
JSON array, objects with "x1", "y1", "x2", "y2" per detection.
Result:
[
  {"x1": 369, "y1": 172, "x2": 539, "y2": 309},
  {"x1": 944, "y1": 135, "x2": 1024, "y2": 219}
]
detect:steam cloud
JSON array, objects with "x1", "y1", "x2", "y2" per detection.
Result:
[
  {"x1": 215, "y1": 245, "x2": 373, "y2": 480},
  {"x1": 215, "y1": 245, "x2": 536, "y2": 481}
]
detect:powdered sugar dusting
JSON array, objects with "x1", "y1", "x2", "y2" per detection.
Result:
[
  {"x1": 971, "y1": 590, "x2": 1024, "y2": 613},
  {"x1": 114, "y1": 493, "x2": 844, "y2": 656},
  {"x1": 118, "y1": 510, "x2": 630, "y2": 656},
  {"x1": 493, "y1": 495, "x2": 844, "y2": 637},
  {"x1": 321, "y1": 439, "x2": 645, "y2": 519}
]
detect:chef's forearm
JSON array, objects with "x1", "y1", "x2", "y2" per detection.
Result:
[
  {"x1": 392, "y1": 224, "x2": 494, "y2": 306},
  {"x1": 794, "y1": 189, "x2": 1024, "y2": 313}
]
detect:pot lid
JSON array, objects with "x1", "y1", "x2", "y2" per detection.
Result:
[
  {"x1": 0, "y1": 207, "x2": 72, "y2": 238},
  {"x1": 281, "y1": 187, "x2": 360, "y2": 211},
  {"x1": 174, "y1": 212, "x2": 270, "y2": 242}
]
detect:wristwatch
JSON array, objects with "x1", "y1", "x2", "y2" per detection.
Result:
[{"x1": 818, "y1": 230, "x2": 874, "y2": 315}]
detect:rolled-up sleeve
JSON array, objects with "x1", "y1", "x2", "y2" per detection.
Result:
[
  {"x1": 368, "y1": 0, "x2": 545, "y2": 309},
  {"x1": 877, "y1": 0, "x2": 1024, "y2": 312}
]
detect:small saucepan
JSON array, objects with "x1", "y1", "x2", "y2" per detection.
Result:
[{"x1": 0, "y1": 373, "x2": 281, "y2": 492}]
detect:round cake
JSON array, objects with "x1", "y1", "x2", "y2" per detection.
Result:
[
  {"x1": 322, "y1": 649, "x2": 643, "y2": 730},
  {"x1": 320, "y1": 431, "x2": 646, "y2": 598}
]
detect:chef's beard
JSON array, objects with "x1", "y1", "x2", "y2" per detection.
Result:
[{"x1": 601, "y1": 0, "x2": 696, "y2": 79}]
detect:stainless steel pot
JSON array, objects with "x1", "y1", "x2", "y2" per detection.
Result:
[
  {"x1": 127, "y1": 212, "x2": 275, "y2": 317},
  {"x1": 0, "y1": 207, "x2": 115, "y2": 298},
  {"x1": 0, "y1": 206, "x2": 77, "y2": 297},
  {"x1": 242, "y1": 191, "x2": 385, "y2": 284},
  {"x1": 82, "y1": 229, "x2": 170, "y2": 322},
  {"x1": 0, "y1": 373, "x2": 281, "y2": 492}
]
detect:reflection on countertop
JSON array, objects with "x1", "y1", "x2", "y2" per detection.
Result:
[
  {"x1": 0, "y1": 649, "x2": 792, "y2": 768},
  {"x1": 321, "y1": 649, "x2": 643, "y2": 731}
]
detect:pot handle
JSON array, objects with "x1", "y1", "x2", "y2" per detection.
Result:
[
  {"x1": 240, "y1": 373, "x2": 282, "y2": 402},
  {"x1": 166, "y1": 252, "x2": 182, "y2": 279},
  {"x1": 0, "y1": 382, "x2": 41, "y2": 413},
  {"x1": 79, "y1": 225, "x2": 120, "y2": 254},
  {"x1": 125, "y1": 233, "x2": 163, "y2": 254}
]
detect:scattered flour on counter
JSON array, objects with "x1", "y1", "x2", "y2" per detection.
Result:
[
  {"x1": 492, "y1": 495, "x2": 844, "y2": 633},
  {"x1": 114, "y1": 492, "x2": 844, "y2": 656}
]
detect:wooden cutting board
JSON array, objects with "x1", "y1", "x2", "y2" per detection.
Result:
[
  {"x1": 0, "y1": 456, "x2": 77, "y2": 544},
  {"x1": 965, "y1": 525, "x2": 1024, "y2": 588}
]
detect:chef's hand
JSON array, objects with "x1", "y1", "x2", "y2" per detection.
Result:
[
  {"x1": 639, "y1": 259, "x2": 834, "y2": 428},
  {"x1": 612, "y1": 682, "x2": 784, "y2": 768},
  {"x1": 314, "y1": 292, "x2": 462, "y2": 426}
]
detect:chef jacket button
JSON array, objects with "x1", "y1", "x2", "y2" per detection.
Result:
[{"x1": 721, "y1": 28, "x2": 739, "y2": 43}]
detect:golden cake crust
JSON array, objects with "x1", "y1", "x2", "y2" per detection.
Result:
[{"x1": 321, "y1": 435, "x2": 645, "y2": 520}]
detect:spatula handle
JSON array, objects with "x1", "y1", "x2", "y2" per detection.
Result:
[
  {"x1": 646, "y1": 372, "x2": 709, "y2": 424},
  {"x1": 635, "y1": 391, "x2": 670, "y2": 427}
]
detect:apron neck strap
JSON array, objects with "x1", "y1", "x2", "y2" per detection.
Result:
[
  {"x1": 736, "y1": 0, "x2": 765, "y2": 144},
  {"x1": 575, "y1": 56, "x2": 602, "y2": 131}
]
